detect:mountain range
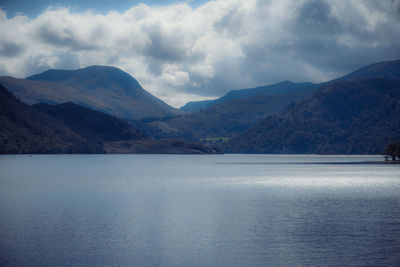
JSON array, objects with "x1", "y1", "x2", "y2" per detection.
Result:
[
  {"x1": 1, "y1": 59, "x2": 399, "y2": 154},
  {"x1": 0, "y1": 85, "x2": 218, "y2": 154},
  {"x1": 224, "y1": 78, "x2": 400, "y2": 154},
  {"x1": 223, "y1": 59, "x2": 400, "y2": 154},
  {"x1": 152, "y1": 82, "x2": 317, "y2": 141},
  {"x1": 146, "y1": 60, "x2": 400, "y2": 143}
]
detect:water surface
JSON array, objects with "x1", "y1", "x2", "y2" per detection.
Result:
[{"x1": 0, "y1": 154, "x2": 399, "y2": 266}]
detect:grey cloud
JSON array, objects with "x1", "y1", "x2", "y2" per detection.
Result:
[
  {"x1": 142, "y1": 23, "x2": 188, "y2": 64},
  {"x1": 179, "y1": 57, "x2": 253, "y2": 97},
  {"x1": 146, "y1": 59, "x2": 163, "y2": 76},
  {"x1": 36, "y1": 24, "x2": 98, "y2": 51},
  {"x1": 0, "y1": 41, "x2": 24, "y2": 57},
  {"x1": 213, "y1": 8, "x2": 245, "y2": 37},
  {"x1": 288, "y1": 0, "x2": 400, "y2": 74},
  {"x1": 21, "y1": 51, "x2": 80, "y2": 78},
  {"x1": 179, "y1": 0, "x2": 400, "y2": 98},
  {"x1": 298, "y1": 0, "x2": 335, "y2": 31}
]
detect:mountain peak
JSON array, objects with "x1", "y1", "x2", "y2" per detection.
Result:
[
  {"x1": 26, "y1": 65, "x2": 141, "y2": 88},
  {"x1": 280, "y1": 80, "x2": 294, "y2": 84},
  {"x1": 2, "y1": 65, "x2": 179, "y2": 120}
]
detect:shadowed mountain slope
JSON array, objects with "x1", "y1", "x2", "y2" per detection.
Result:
[
  {"x1": 180, "y1": 99, "x2": 214, "y2": 113},
  {"x1": 0, "y1": 65, "x2": 179, "y2": 120},
  {"x1": 225, "y1": 78, "x2": 400, "y2": 154},
  {"x1": 180, "y1": 81, "x2": 316, "y2": 112},
  {"x1": 157, "y1": 84, "x2": 316, "y2": 141},
  {"x1": 335, "y1": 59, "x2": 400, "y2": 82},
  {"x1": 171, "y1": 59, "x2": 400, "y2": 143},
  {"x1": 33, "y1": 102, "x2": 147, "y2": 142},
  {"x1": 0, "y1": 85, "x2": 104, "y2": 154},
  {"x1": 180, "y1": 60, "x2": 400, "y2": 113},
  {"x1": 0, "y1": 85, "x2": 218, "y2": 154},
  {"x1": 33, "y1": 102, "x2": 219, "y2": 154}
]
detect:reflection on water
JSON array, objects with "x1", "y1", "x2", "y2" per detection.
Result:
[{"x1": 0, "y1": 154, "x2": 399, "y2": 266}]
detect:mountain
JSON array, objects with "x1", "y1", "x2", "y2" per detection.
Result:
[
  {"x1": 180, "y1": 59, "x2": 400, "y2": 113},
  {"x1": 0, "y1": 65, "x2": 179, "y2": 120},
  {"x1": 0, "y1": 85, "x2": 104, "y2": 154},
  {"x1": 149, "y1": 81, "x2": 317, "y2": 141},
  {"x1": 33, "y1": 102, "x2": 147, "y2": 142},
  {"x1": 225, "y1": 78, "x2": 400, "y2": 154},
  {"x1": 33, "y1": 102, "x2": 219, "y2": 154},
  {"x1": 335, "y1": 59, "x2": 400, "y2": 81},
  {"x1": 217, "y1": 81, "x2": 316, "y2": 102},
  {"x1": 0, "y1": 84, "x2": 218, "y2": 154},
  {"x1": 180, "y1": 99, "x2": 214, "y2": 112},
  {"x1": 180, "y1": 80, "x2": 316, "y2": 112},
  {"x1": 156, "y1": 85, "x2": 316, "y2": 141},
  {"x1": 171, "y1": 59, "x2": 400, "y2": 144}
]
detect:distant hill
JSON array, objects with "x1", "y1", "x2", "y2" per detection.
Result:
[
  {"x1": 159, "y1": 84, "x2": 316, "y2": 141},
  {"x1": 0, "y1": 65, "x2": 179, "y2": 120},
  {"x1": 180, "y1": 80, "x2": 316, "y2": 112},
  {"x1": 225, "y1": 78, "x2": 400, "y2": 154},
  {"x1": 180, "y1": 60, "x2": 400, "y2": 113},
  {"x1": 0, "y1": 85, "x2": 104, "y2": 154},
  {"x1": 217, "y1": 81, "x2": 316, "y2": 103},
  {"x1": 171, "y1": 59, "x2": 400, "y2": 144},
  {"x1": 180, "y1": 99, "x2": 214, "y2": 112}
]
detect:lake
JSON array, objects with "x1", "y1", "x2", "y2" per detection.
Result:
[{"x1": 0, "y1": 154, "x2": 399, "y2": 266}]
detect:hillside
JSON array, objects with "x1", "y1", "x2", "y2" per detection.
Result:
[
  {"x1": 0, "y1": 65, "x2": 179, "y2": 120},
  {"x1": 171, "y1": 59, "x2": 400, "y2": 144},
  {"x1": 180, "y1": 99, "x2": 214, "y2": 112},
  {"x1": 0, "y1": 85, "x2": 104, "y2": 154},
  {"x1": 33, "y1": 102, "x2": 147, "y2": 142},
  {"x1": 335, "y1": 59, "x2": 400, "y2": 81},
  {"x1": 155, "y1": 85, "x2": 316, "y2": 141},
  {"x1": 33, "y1": 102, "x2": 219, "y2": 154},
  {"x1": 225, "y1": 78, "x2": 400, "y2": 154},
  {"x1": 180, "y1": 80, "x2": 316, "y2": 112}
]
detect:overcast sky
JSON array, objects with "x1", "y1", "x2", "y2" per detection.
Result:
[{"x1": 0, "y1": 0, "x2": 399, "y2": 107}]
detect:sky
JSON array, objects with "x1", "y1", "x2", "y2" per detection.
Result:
[{"x1": 0, "y1": 0, "x2": 399, "y2": 107}]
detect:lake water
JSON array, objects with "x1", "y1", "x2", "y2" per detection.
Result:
[{"x1": 0, "y1": 154, "x2": 399, "y2": 266}]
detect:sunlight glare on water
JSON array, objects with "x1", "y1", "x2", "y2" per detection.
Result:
[{"x1": 0, "y1": 154, "x2": 399, "y2": 266}]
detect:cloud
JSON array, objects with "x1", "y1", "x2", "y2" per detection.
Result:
[
  {"x1": 0, "y1": 41, "x2": 23, "y2": 57},
  {"x1": 0, "y1": 0, "x2": 399, "y2": 107}
]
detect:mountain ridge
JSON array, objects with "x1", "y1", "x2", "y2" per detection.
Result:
[
  {"x1": 224, "y1": 77, "x2": 400, "y2": 154},
  {"x1": 180, "y1": 59, "x2": 400, "y2": 112},
  {"x1": 0, "y1": 65, "x2": 179, "y2": 120},
  {"x1": 0, "y1": 85, "x2": 219, "y2": 154},
  {"x1": 180, "y1": 80, "x2": 317, "y2": 112},
  {"x1": 0, "y1": 85, "x2": 104, "y2": 154},
  {"x1": 334, "y1": 59, "x2": 400, "y2": 82},
  {"x1": 158, "y1": 84, "x2": 317, "y2": 141}
]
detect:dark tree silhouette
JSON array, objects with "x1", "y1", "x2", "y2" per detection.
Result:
[{"x1": 384, "y1": 142, "x2": 400, "y2": 161}]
